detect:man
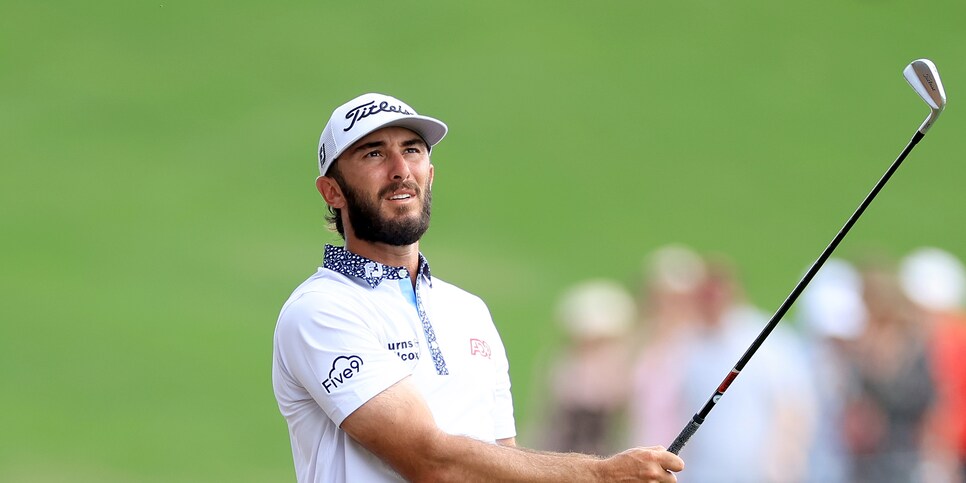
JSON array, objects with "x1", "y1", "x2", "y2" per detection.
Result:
[{"x1": 272, "y1": 93, "x2": 685, "y2": 482}]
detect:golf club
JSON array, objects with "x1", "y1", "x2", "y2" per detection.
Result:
[{"x1": 668, "y1": 58, "x2": 947, "y2": 455}]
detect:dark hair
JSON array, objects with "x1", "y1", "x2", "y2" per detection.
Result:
[{"x1": 324, "y1": 161, "x2": 346, "y2": 239}]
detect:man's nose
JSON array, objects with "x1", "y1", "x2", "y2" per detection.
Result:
[{"x1": 387, "y1": 151, "x2": 411, "y2": 180}]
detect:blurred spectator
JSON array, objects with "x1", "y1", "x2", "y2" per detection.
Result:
[
  {"x1": 637, "y1": 244, "x2": 709, "y2": 342},
  {"x1": 798, "y1": 258, "x2": 867, "y2": 483},
  {"x1": 629, "y1": 245, "x2": 707, "y2": 448},
  {"x1": 900, "y1": 248, "x2": 966, "y2": 482},
  {"x1": 841, "y1": 259, "x2": 936, "y2": 483},
  {"x1": 629, "y1": 247, "x2": 815, "y2": 483},
  {"x1": 536, "y1": 279, "x2": 637, "y2": 455}
]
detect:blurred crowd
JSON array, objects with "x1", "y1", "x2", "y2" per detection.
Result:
[{"x1": 533, "y1": 245, "x2": 966, "y2": 483}]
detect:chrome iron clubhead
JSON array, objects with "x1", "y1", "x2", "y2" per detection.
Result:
[{"x1": 903, "y1": 59, "x2": 947, "y2": 134}]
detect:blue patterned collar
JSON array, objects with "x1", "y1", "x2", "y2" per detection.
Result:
[{"x1": 323, "y1": 244, "x2": 432, "y2": 289}]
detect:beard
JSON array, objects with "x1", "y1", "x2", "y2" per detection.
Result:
[{"x1": 340, "y1": 178, "x2": 432, "y2": 246}]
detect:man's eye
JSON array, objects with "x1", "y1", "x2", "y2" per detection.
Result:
[
  {"x1": 405, "y1": 147, "x2": 421, "y2": 154},
  {"x1": 364, "y1": 151, "x2": 382, "y2": 158}
]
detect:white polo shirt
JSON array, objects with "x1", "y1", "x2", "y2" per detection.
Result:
[{"x1": 272, "y1": 245, "x2": 516, "y2": 482}]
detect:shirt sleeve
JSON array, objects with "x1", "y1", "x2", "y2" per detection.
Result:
[
  {"x1": 276, "y1": 290, "x2": 412, "y2": 426},
  {"x1": 484, "y1": 305, "x2": 516, "y2": 440}
]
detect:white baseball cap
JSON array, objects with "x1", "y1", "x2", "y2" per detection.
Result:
[
  {"x1": 317, "y1": 93, "x2": 448, "y2": 176},
  {"x1": 556, "y1": 279, "x2": 636, "y2": 339},
  {"x1": 799, "y1": 258, "x2": 866, "y2": 339},
  {"x1": 899, "y1": 247, "x2": 966, "y2": 311}
]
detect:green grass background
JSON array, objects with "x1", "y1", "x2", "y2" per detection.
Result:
[{"x1": 2, "y1": 1, "x2": 964, "y2": 480}]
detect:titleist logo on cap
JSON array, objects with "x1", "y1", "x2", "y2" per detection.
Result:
[
  {"x1": 343, "y1": 100, "x2": 415, "y2": 132},
  {"x1": 317, "y1": 93, "x2": 447, "y2": 176}
]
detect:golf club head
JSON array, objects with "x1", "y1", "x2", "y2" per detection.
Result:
[{"x1": 903, "y1": 58, "x2": 946, "y2": 134}]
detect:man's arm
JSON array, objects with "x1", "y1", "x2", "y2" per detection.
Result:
[
  {"x1": 341, "y1": 377, "x2": 684, "y2": 483},
  {"x1": 497, "y1": 437, "x2": 516, "y2": 447}
]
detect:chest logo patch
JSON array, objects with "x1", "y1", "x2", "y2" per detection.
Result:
[
  {"x1": 388, "y1": 338, "x2": 421, "y2": 362},
  {"x1": 470, "y1": 338, "x2": 491, "y2": 359}
]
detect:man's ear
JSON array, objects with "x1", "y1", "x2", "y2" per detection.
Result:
[
  {"x1": 316, "y1": 176, "x2": 345, "y2": 209},
  {"x1": 428, "y1": 163, "x2": 434, "y2": 189}
]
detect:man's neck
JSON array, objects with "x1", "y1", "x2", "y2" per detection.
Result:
[{"x1": 344, "y1": 237, "x2": 421, "y2": 286}]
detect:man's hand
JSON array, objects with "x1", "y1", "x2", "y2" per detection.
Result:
[{"x1": 599, "y1": 446, "x2": 685, "y2": 482}]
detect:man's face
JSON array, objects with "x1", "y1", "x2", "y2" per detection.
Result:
[{"x1": 327, "y1": 127, "x2": 434, "y2": 246}]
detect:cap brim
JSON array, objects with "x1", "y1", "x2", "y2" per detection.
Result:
[{"x1": 331, "y1": 115, "x2": 448, "y2": 163}]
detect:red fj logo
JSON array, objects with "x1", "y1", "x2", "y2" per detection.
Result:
[{"x1": 469, "y1": 338, "x2": 491, "y2": 359}]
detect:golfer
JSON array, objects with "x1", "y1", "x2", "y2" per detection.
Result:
[{"x1": 272, "y1": 92, "x2": 685, "y2": 482}]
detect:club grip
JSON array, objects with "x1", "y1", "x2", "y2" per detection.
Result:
[{"x1": 668, "y1": 415, "x2": 703, "y2": 455}]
